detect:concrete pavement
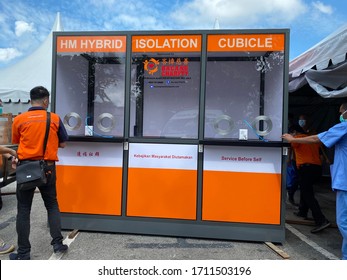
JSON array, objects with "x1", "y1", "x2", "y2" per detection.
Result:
[{"x1": 0, "y1": 178, "x2": 343, "y2": 260}]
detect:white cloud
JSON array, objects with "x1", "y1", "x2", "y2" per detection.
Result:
[
  {"x1": 312, "y1": 1, "x2": 333, "y2": 15},
  {"x1": 0, "y1": 0, "x2": 343, "y2": 67},
  {"x1": 0, "y1": 48, "x2": 22, "y2": 62},
  {"x1": 85, "y1": 0, "x2": 170, "y2": 30},
  {"x1": 170, "y1": 0, "x2": 307, "y2": 28},
  {"x1": 15, "y1": 21, "x2": 35, "y2": 37}
]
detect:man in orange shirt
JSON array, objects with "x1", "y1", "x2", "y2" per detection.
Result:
[
  {"x1": 286, "y1": 124, "x2": 330, "y2": 233},
  {"x1": 10, "y1": 86, "x2": 68, "y2": 260}
]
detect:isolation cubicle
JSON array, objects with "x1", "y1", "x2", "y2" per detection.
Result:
[{"x1": 52, "y1": 29, "x2": 289, "y2": 242}]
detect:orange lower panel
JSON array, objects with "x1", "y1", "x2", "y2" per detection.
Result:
[
  {"x1": 127, "y1": 168, "x2": 197, "y2": 220},
  {"x1": 203, "y1": 171, "x2": 281, "y2": 224},
  {"x1": 56, "y1": 165, "x2": 122, "y2": 215}
]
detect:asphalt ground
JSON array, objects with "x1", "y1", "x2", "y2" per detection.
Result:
[{"x1": 0, "y1": 177, "x2": 343, "y2": 261}]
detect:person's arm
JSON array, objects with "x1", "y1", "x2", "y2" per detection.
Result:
[
  {"x1": 58, "y1": 118, "x2": 68, "y2": 149},
  {"x1": 0, "y1": 146, "x2": 17, "y2": 157},
  {"x1": 281, "y1": 133, "x2": 321, "y2": 144},
  {"x1": 287, "y1": 147, "x2": 293, "y2": 164},
  {"x1": 59, "y1": 142, "x2": 66, "y2": 148},
  {"x1": 0, "y1": 146, "x2": 18, "y2": 168}
]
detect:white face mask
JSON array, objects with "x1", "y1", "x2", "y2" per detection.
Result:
[
  {"x1": 298, "y1": 119, "x2": 306, "y2": 127},
  {"x1": 340, "y1": 110, "x2": 347, "y2": 122}
]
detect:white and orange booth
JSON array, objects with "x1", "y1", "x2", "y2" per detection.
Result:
[{"x1": 52, "y1": 29, "x2": 289, "y2": 242}]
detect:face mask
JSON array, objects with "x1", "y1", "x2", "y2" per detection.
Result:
[
  {"x1": 340, "y1": 110, "x2": 347, "y2": 122},
  {"x1": 298, "y1": 119, "x2": 306, "y2": 127}
]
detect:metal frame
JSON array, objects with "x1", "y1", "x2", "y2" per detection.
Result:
[{"x1": 52, "y1": 29, "x2": 290, "y2": 243}]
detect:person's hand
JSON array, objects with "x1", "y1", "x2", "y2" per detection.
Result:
[
  {"x1": 282, "y1": 133, "x2": 294, "y2": 142},
  {"x1": 9, "y1": 149, "x2": 17, "y2": 157},
  {"x1": 9, "y1": 156, "x2": 18, "y2": 169}
]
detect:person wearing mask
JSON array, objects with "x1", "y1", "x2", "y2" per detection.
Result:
[
  {"x1": 0, "y1": 145, "x2": 17, "y2": 255},
  {"x1": 298, "y1": 114, "x2": 307, "y2": 129},
  {"x1": 282, "y1": 103, "x2": 347, "y2": 259},
  {"x1": 298, "y1": 114, "x2": 314, "y2": 134},
  {"x1": 283, "y1": 124, "x2": 330, "y2": 233},
  {"x1": 10, "y1": 86, "x2": 69, "y2": 260},
  {"x1": 0, "y1": 99, "x2": 3, "y2": 114}
]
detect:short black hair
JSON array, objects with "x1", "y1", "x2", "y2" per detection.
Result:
[{"x1": 30, "y1": 86, "x2": 49, "y2": 101}]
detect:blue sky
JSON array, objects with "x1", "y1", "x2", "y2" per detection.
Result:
[{"x1": 0, "y1": 0, "x2": 346, "y2": 69}]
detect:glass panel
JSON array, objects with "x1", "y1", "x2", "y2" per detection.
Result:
[
  {"x1": 55, "y1": 36, "x2": 126, "y2": 138},
  {"x1": 130, "y1": 35, "x2": 202, "y2": 138},
  {"x1": 205, "y1": 34, "x2": 285, "y2": 141}
]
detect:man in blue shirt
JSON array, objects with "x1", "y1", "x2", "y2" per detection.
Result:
[{"x1": 282, "y1": 103, "x2": 347, "y2": 260}]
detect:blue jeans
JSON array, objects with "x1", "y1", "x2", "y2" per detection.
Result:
[
  {"x1": 336, "y1": 190, "x2": 347, "y2": 260},
  {"x1": 15, "y1": 164, "x2": 64, "y2": 256}
]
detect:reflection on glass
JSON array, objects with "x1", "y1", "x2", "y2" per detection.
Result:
[
  {"x1": 56, "y1": 52, "x2": 125, "y2": 138},
  {"x1": 205, "y1": 51, "x2": 284, "y2": 141},
  {"x1": 130, "y1": 52, "x2": 201, "y2": 138}
]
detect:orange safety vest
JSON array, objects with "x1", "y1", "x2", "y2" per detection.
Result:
[
  {"x1": 291, "y1": 134, "x2": 322, "y2": 168},
  {"x1": 12, "y1": 109, "x2": 61, "y2": 161}
]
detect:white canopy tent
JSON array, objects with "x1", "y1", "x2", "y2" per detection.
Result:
[
  {"x1": 288, "y1": 24, "x2": 347, "y2": 172},
  {"x1": 0, "y1": 13, "x2": 63, "y2": 114},
  {"x1": 289, "y1": 24, "x2": 347, "y2": 98},
  {"x1": 289, "y1": 24, "x2": 347, "y2": 176}
]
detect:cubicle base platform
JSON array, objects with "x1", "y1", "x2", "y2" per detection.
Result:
[{"x1": 61, "y1": 214, "x2": 285, "y2": 243}]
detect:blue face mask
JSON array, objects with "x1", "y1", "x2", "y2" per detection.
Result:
[
  {"x1": 340, "y1": 110, "x2": 347, "y2": 122},
  {"x1": 298, "y1": 119, "x2": 306, "y2": 127}
]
